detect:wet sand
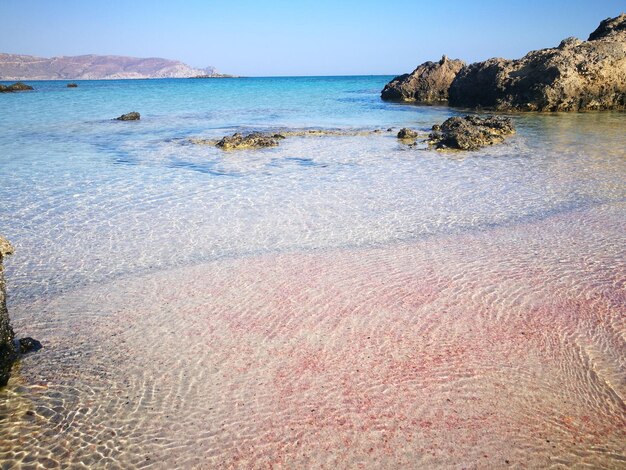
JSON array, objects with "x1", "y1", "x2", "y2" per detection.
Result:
[{"x1": 1, "y1": 201, "x2": 624, "y2": 469}]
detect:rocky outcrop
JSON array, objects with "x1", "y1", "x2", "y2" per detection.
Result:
[
  {"x1": 428, "y1": 115, "x2": 515, "y2": 150},
  {"x1": 67, "y1": 83, "x2": 78, "y2": 88},
  {"x1": 381, "y1": 56, "x2": 465, "y2": 102},
  {"x1": 0, "y1": 237, "x2": 16, "y2": 387},
  {"x1": 383, "y1": 14, "x2": 626, "y2": 112},
  {"x1": 588, "y1": 14, "x2": 626, "y2": 40},
  {"x1": 216, "y1": 132, "x2": 284, "y2": 150},
  {"x1": 397, "y1": 128, "x2": 419, "y2": 139},
  {"x1": 448, "y1": 14, "x2": 626, "y2": 111},
  {"x1": 115, "y1": 112, "x2": 140, "y2": 121},
  {"x1": 0, "y1": 82, "x2": 34, "y2": 93}
]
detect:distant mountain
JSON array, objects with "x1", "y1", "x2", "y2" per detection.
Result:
[{"x1": 0, "y1": 53, "x2": 228, "y2": 80}]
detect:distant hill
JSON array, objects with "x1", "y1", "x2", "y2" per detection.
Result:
[{"x1": 0, "y1": 53, "x2": 229, "y2": 80}]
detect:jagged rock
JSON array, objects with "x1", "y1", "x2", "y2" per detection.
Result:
[
  {"x1": 382, "y1": 56, "x2": 465, "y2": 102},
  {"x1": 448, "y1": 14, "x2": 626, "y2": 111},
  {"x1": 115, "y1": 111, "x2": 140, "y2": 121},
  {"x1": 428, "y1": 115, "x2": 515, "y2": 150},
  {"x1": 0, "y1": 82, "x2": 34, "y2": 93},
  {"x1": 216, "y1": 132, "x2": 282, "y2": 150},
  {"x1": 18, "y1": 337, "x2": 42, "y2": 354},
  {"x1": 397, "y1": 128, "x2": 419, "y2": 139},
  {"x1": 558, "y1": 37, "x2": 582, "y2": 50},
  {"x1": 588, "y1": 13, "x2": 626, "y2": 40},
  {"x1": 0, "y1": 236, "x2": 16, "y2": 387},
  {"x1": 67, "y1": 83, "x2": 78, "y2": 88}
]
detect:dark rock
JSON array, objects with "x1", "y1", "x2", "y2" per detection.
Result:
[
  {"x1": 0, "y1": 82, "x2": 34, "y2": 93},
  {"x1": 67, "y1": 83, "x2": 78, "y2": 88},
  {"x1": 9, "y1": 82, "x2": 34, "y2": 91},
  {"x1": 588, "y1": 13, "x2": 626, "y2": 40},
  {"x1": 381, "y1": 56, "x2": 465, "y2": 102},
  {"x1": 18, "y1": 337, "x2": 42, "y2": 354},
  {"x1": 448, "y1": 14, "x2": 626, "y2": 111},
  {"x1": 216, "y1": 132, "x2": 280, "y2": 150},
  {"x1": 0, "y1": 236, "x2": 16, "y2": 387},
  {"x1": 115, "y1": 112, "x2": 140, "y2": 121},
  {"x1": 397, "y1": 128, "x2": 419, "y2": 139},
  {"x1": 428, "y1": 115, "x2": 515, "y2": 150}
]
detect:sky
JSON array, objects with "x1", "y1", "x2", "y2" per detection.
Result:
[{"x1": 0, "y1": 0, "x2": 624, "y2": 76}]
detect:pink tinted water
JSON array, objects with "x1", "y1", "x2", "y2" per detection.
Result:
[{"x1": 1, "y1": 201, "x2": 624, "y2": 468}]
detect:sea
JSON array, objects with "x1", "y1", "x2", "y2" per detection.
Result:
[{"x1": 0, "y1": 77, "x2": 624, "y2": 468}]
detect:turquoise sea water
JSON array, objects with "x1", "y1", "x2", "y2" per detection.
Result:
[{"x1": 1, "y1": 77, "x2": 625, "y2": 304}]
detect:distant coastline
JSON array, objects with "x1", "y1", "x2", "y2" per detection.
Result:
[
  {"x1": 0, "y1": 52, "x2": 231, "y2": 80},
  {"x1": 190, "y1": 74, "x2": 239, "y2": 79}
]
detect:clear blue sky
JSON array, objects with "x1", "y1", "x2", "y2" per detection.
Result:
[{"x1": 0, "y1": 0, "x2": 623, "y2": 76}]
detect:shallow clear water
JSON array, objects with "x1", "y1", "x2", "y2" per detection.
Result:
[
  {"x1": 0, "y1": 78, "x2": 625, "y2": 468},
  {"x1": 1, "y1": 78, "x2": 624, "y2": 303}
]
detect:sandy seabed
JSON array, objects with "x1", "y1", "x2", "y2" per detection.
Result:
[{"x1": 1, "y1": 202, "x2": 625, "y2": 469}]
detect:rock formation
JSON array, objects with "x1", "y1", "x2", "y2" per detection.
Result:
[
  {"x1": 115, "y1": 112, "x2": 140, "y2": 121},
  {"x1": 67, "y1": 83, "x2": 78, "y2": 88},
  {"x1": 449, "y1": 14, "x2": 626, "y2": 111},
  {"x1": 397, "y1": 128, "x2": 419, "y2": 139},
  {"x1": 0, "y1": 236, "x2": 16, "y2": 387},
  {"x1": 588, "y1": 14, "x2": 626, "y2": 40},
  {"x1": 382, "y1": 14, "x2": 626, "y2": 111},
  {"x1": 18, "y1": 337, "x2": 43, "y2": 354},
  {"x1": 0, "y1": 82, "x2": 34, "y2": 93},
  {"x1": 428, "y1": 115, "x2": 515, "y2": 150},
  {"x1": 216, "y1": 132, "x2": 284, "y2": 150},
  {"x1": 381, "y1": 56, "x2": 465, "y2": 102}
]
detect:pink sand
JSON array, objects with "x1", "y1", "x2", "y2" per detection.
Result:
[{"x1": 1, "y1": 203, "x2": 625, "y2": 468}]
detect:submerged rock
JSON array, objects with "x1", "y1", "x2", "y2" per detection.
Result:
[
  {"x1": 397, "y1": 128, "x2": 419, "y2": 139},
  {"x1": 191, "y1": 128, "x2": 392, "y2": 148},
  {"x1": 448, "y1": 14, "x2": 626, "y2": 111},
  {"x1": 18, "y1": 337, "x2": 42, "y2": 354},
  {"x1": 115, "y1": 111, "x2": 140, "y2": 121},
  {"x1": 0, "y1": 236, "x2": 16, "y2": 387},
  {"x1": 216, "y1": 132, "x2": 283, "y2": 150},
  {"x1": 381, "y1": 56, "x2": 465, "y2": 103},
  {"x1": 0, "y1": 82, "x2": 34, "y2": 93},
  {"x1": 67, "y1": 83, "x2": 78, "y2": 88},
  {"x1": 428, "y1": 115, "x2": 515, "y2": 150}
]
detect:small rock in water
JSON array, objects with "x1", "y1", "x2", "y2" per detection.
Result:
[
  {"x1": 67, "y1": 83, "x2": 78, "y2": 88},
  {"x1": 0, "y1": 82, "x2": 34, "y2": 93},
  {"x1": 115, "y1": 111, "x2": 140, "y2": 121},
  {"x1": 18, "y1": 337, "x2": 42, "y2": 354},
  {"x1": 397, "y1": 128, "x2": 419, "y2": 139},
  {"x1": 216, "y1": 132, "x2": 280, "y2": 150},
  {"x1": 428, "y1": 115, "x2": 515, "y2": 150}
]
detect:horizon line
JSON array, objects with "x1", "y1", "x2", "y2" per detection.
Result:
[{"x1": 0, "y1": 74, "x2": 399, "y2": 81}]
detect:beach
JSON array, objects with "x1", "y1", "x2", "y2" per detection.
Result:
[{"x1": 0, "y1": 77, "x2": 625, "y2": 468}]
